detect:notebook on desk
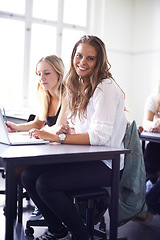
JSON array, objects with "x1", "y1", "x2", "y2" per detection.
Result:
[{"x1": 0, "y1": 109, "x2": 49, "y2": 145}]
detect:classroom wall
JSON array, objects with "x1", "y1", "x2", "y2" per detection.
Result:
[
  {"x1": 88, "y1": 0, "x2": 160, "y2": 126},
  {"x1": 132, "y1": 0, "x2": 160, "y2": 125}
]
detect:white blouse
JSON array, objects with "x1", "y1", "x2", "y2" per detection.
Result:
[
  {"x1": 69, "y1": 78, "x2": 127, "y2": 169},
  {"x1": 144, "y1": 94, "x2": 157, "y2": 117},
  {"x1": 143, "y1": 94, "x2": 158, "y2": 130}
]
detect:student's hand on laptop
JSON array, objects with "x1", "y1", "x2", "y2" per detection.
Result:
[
  {"x1": 29, "y1": 128, "x2": 54, "y2": 141},
  {"x1": 5, "y1": 122, "x2": 17, "y2": 132},
  {"x1": 28, "y1": 128, "x2": 40, "y2": 139}
]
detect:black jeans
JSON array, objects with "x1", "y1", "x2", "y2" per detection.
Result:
[
  {"x1": 144, "y1": 142, "x2": 160, "y2": 183},
  {"x1": 21, "y1": 160, "x2": 114, "y2": 240}
]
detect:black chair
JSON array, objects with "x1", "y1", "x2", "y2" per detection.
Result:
[
  {"x1": 16, "y1": 114, "x2": 36, "y2": 223},
  {"x1": 0, "y1": 167, "x2": 5, "y2": 194},
  {"x1": 0, "y1": 114, "x2": 35, "y2": 221},
  {"x1": 0, "y1": 166, "x2": 6, "y2": 217},
  {"x1": 0, "y1": 111, "x2": 7, "y2": 195},
  {"x1": 25, "y1": 188, "x2": 109, "y2": 240},
  {"x1": 70, "y1": 188, "x2": 109, "y2": 240},
  {"x1": 17, "y1": 184, "x2": 31, "y2": 223}
]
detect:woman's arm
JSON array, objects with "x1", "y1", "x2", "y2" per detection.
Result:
[
  {"x1": 29, "y1": 128, "x2": 90, "y2": 145},
  {"x1": 143, "y1": 110, "x2": 155, "y2": 131},
  {"x1": 6, "y1": 117, "x2": 45, "y2": 132},
  {"x1": 29, "y1": 103, "x2": 90, "y2": 143},
  {"x1": 143, "y1": 109, "x2": 160, "y2": 132}
]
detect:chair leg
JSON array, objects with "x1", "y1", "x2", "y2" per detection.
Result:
[
  {"x1": 86, "y1": 199, "x2": 95, "y2": 240},
  {"x1": 0, "y1": 169, "x2": 5, "y2": 194},
  {"x1": 17, "y1": 184, "x2": 23, "y2": 223},
  {"x1": 0, "y1": 190, "x2": 5, "y2": 194},
  {"x1": 99, "y1": 216, "x2": 106, "y2": 232}
]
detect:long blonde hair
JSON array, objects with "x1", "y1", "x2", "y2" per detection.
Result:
[
  {"x1": 36, "y1": 55, "x2": 64, "y2": 121},
  {"x1": 64, "y1": 35, "x2": 124, "y2": 120}
]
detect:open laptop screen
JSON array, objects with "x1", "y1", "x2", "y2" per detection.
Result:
[{"x1": 0, "y1": 109, "x2": 49, "y2": 145}]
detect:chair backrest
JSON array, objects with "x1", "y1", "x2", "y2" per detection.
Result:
[
  {"x1": 107, "y1": 120, "x2": 146, "y2": 226},
  {"x1": 118, "y1": 120, "x2": 146, "y2": 225},
  {"x1": 27, "y1": 114, "x2": 36, "y2": 122}
]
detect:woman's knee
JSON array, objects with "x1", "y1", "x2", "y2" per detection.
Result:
[
  {"x1": 15, "y1": 165, "x2": 28, "y2": 184},
  {"x1": 21, "y1": 166, "x2": 37, "y2": 188},
  {"x1": 36, "y1": 174, "x2": 52, "y2": 197}
]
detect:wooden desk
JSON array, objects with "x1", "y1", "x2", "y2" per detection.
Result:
[{"x1": 0, "y1": 143, "x2": 130, "y2": 240}]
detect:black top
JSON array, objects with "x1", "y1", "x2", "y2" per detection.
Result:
[{"x1": 45, "y1": 106, "x2": 61, "y2": 127}]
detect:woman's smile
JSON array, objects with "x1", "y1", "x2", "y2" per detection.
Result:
[{"x1": 73, "y1": 43, "x2": 97, "y2": 79}]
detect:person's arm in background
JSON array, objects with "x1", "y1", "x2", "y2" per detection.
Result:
[
  {"x1": 6, "y1": 94, "x2": 66, "y2": 133},
  {"x1": 143, "y1": 109, "x2": 155, "y2": 131},
  {"x1": 6, "y1": 116, "x2": 45, "y2": 132},
  {"x1": 143, "y1": 109, "x2": 160, "y2": 132},
  {"x1": 143, "y1": 94, "x2": 160, "y2": 132}
]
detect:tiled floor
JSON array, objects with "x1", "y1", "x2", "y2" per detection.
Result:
[{"x1": 0, "y1": 176, "x2": 160, "y2": 240}]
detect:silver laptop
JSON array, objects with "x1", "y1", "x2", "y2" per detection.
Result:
[{"x1": 0, "y1": 109, "x2": 49, "y2": 145}]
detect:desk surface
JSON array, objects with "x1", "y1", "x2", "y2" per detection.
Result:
[
  {"x1": 0, "y1": 143, "x2": 129, "y2": 165},
  {"x1": 140, "y1": 131, "x2": 160, "y2": 143}
]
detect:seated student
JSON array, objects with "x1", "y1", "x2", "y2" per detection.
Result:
[
  {"x1": 21, "y1": 35, "x2": 127, "y2": 240},
  {"x1": 6, "y1": 55, "x2": 65, "y2": 220},
  {"x1": 143, "y1": 83, "x2": 160, "y2": 192}
]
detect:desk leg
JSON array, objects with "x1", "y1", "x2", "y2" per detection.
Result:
[
  {"x1": 5, "y1": 162, "x2": 17, "y2": 240},
  {"x1": 109, "y1": 156, "x2": 120, "y2": 240},
  {"x1": 142, "y1": 140, "x2": 145, "y2": 154}
]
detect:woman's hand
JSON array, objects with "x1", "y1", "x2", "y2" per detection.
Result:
[
  {"x1": 56, "y1": 122, "x2": 73, "y2": 135},
  {"x1": 150, "y1": 119, "x2": 160, "y2": 133},
  {"x1": 5, "y1": 122, "x2": 18, "y2": 132},
  {"x1": 150, "y1": 127, "x2": 160, "y2": 133},
  {"x1": 29, "y1": 128, "x2": 56, "y2": 142}
]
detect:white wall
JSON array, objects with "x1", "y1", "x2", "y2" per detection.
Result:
[
  {"x1": 88, "y1": 0, "x2": 160, "y2": 126},
  {"x1": 132, "y1": 0, "x2": 160, "y2": 125}
]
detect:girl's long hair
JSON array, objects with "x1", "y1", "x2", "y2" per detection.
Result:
[
  {"x1": 64, "y1": 35, "x2": 122, "y2": 120},
  {"x1": 36, "y1": 55, "x2": 64, "y2": 121}
]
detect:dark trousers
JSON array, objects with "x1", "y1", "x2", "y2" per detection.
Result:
[
  {"x1": 21, "y1": 161, "x2": 115, "y2": 240},
  {"x1": 144, "y1": 142, "x2": 160, "y2": 184},
  {"x1": 146, "y1": 179, "x2": 160, "y2": 214}
]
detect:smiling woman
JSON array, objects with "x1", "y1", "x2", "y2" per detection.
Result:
[
  {"x1": 73, "y1": 43, "x2": 97, "y2": 80},
  {"x1": 21, "y1": 35, "x2": 127, "y2": 240}
]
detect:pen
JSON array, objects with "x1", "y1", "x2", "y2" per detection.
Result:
[{"x1": 3, "y1": 108, "x2": 7, "y2": 122}]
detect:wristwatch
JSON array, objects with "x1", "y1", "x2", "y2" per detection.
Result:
[{"x1": 59, "y1": 133, "x2": 66, "y2": 144}]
